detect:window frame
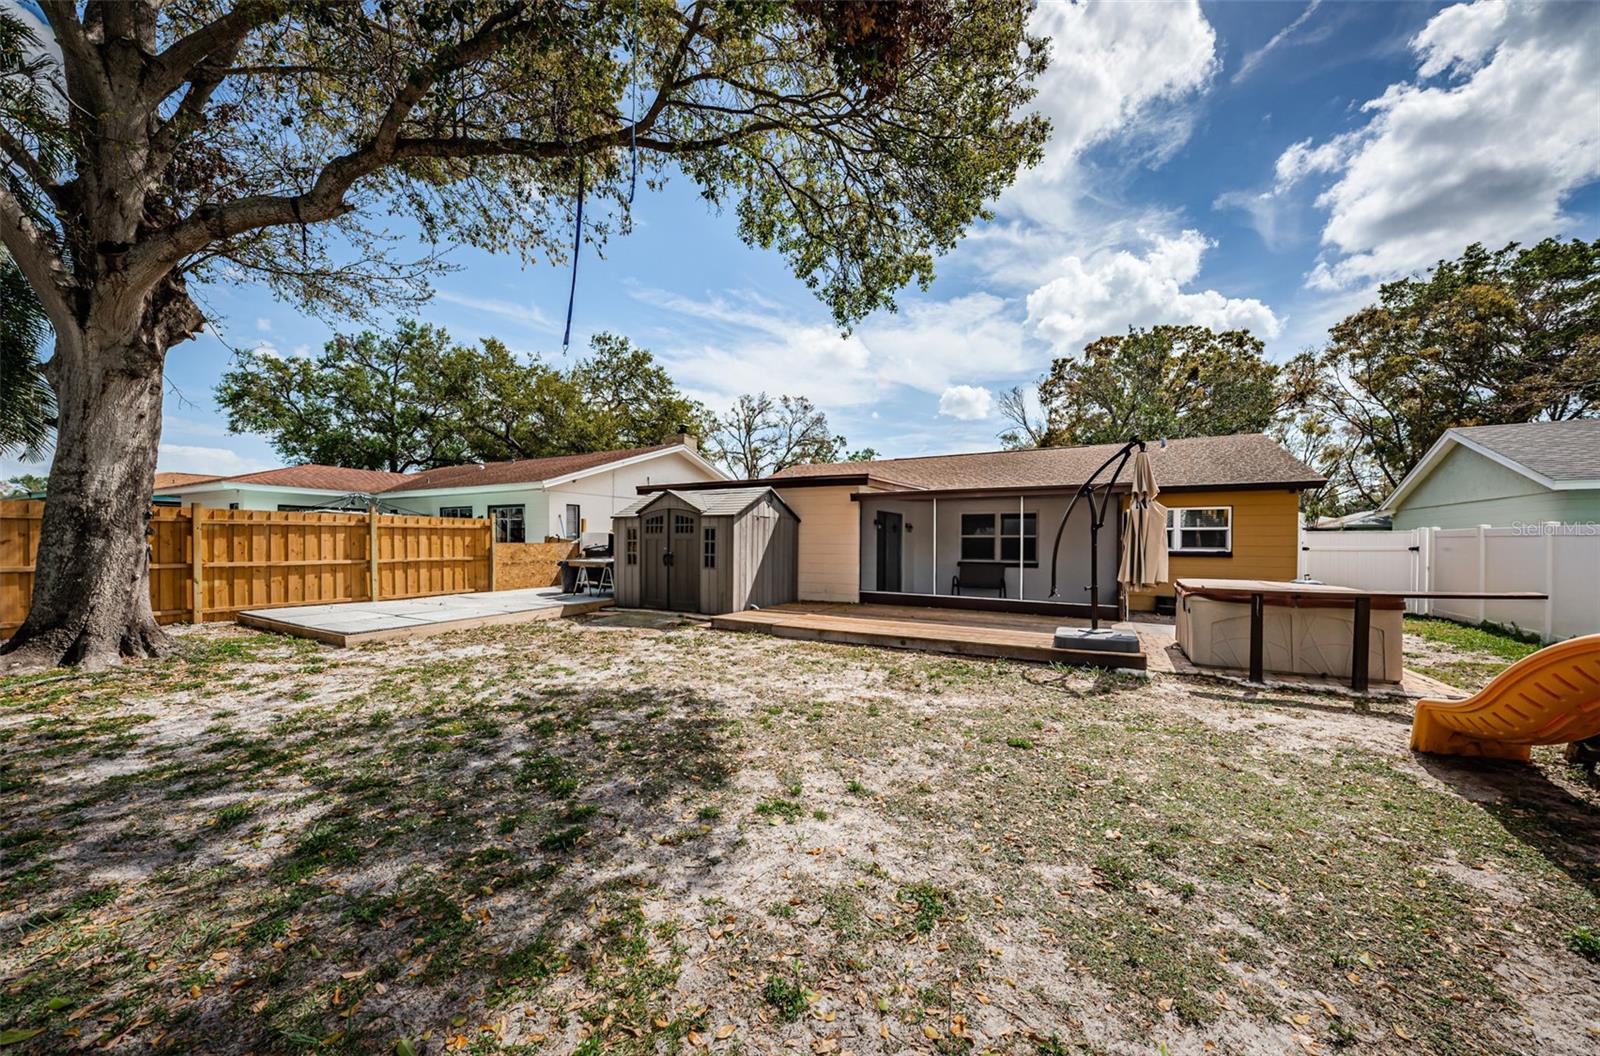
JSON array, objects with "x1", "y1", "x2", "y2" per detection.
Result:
[
  {"x1": 959, "y1": 511, "x2": 1039, "y2": 566},
  {"x1": 564, "y1": 503, "x2": 582, "y2": 539},
  {"x1": 1000, "y1": 511, "x2": 1039, "y2": 566},
  {"x1": 1167, "y1": 505, "x2": 1233, "y2": 555},
  {"x1": 625, "y1": 525, "x2": 638, "y2": 565},
  {"x1": 959, "y1": 513, "x2": 997, "y2": 561},
  {"x1": 439, "y1": 505, "x2": 473, "y2": 518},
  {"x1": 487, "y1": 503, "x2": 526, "y2": 543},
  {"x1": 703, "y1": 526, "x2": 716, "y2": 569}
]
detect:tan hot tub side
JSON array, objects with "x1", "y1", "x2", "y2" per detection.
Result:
[{"x1": 1175, "y1": 579, "x2": 1405, "y2": 684}]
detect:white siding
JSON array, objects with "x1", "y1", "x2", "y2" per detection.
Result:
[{"x1": 545, "y1": 449, "x2": 721, "y2": 540}]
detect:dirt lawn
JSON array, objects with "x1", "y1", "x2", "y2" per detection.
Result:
[{"x1": 2, "y1": 614, "x2": 1596, "y2": 1056}]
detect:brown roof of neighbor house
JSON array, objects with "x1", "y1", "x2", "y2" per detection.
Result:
[
  {"x1": 1448, "y1": 421, "x2": 1600, "y2": 482},
  {"x1": 393, "y1": 444, "x2": 681, "y2": 491},
  {"x1": 153, "y1": 471, "x2": 221, "y2": 490},
  {"x1": 221, "y1": 465, "x2": 415, "y2": 492},
  {"x1": 770, "y1": 433, "x2": 1325, "y2": 493}
]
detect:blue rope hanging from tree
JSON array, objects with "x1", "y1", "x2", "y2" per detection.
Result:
[
  {"x1": 562, "y1": 1, "x2": 640, "y2": 351},
  {"x1": 562, "y1": 158, "x2": 585, "y2": 353}
]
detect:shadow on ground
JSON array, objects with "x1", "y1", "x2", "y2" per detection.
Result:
[
  {"x1": 1, "y1": 675, "x2": 738, "y2": 1054},
  {"x1": 1416, "y1": 754, "x2": 1600, "y2": 899}
]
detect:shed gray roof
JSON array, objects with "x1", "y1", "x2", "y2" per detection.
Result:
[
  {"x1": 1449, "y1": 421, "x2": 1600, "y2": 482},
  {"x1": 615, "y1": 486, "x2": 794, "y2": 519}
]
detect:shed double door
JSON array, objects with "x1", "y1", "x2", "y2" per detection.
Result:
[{"x1": 640, "y1": 509, "x2": 700, "y2": 611}]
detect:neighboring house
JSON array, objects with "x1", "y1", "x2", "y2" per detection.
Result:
[
  {"x1": 632, "y1": 433, "x2": 1323, "y2": 616},
  {"x1": 156, "y1": 439, "x2": 726, "y2": 542},
  {"x1": 1384, "y1": 421, "x2": 1600, "y2": 530}
]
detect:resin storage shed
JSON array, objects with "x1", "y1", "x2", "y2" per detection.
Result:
[{"x1": 612, "y1": 487, "x2": 799, "y2": 614}]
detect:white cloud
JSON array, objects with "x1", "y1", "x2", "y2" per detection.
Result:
[
  {"x1": 1265, "y1": 1, "x2": 1600, "y2": 289},
  {"x1": 434, "y1": 289, "x2": 554, "y2": 331},
  {"x1": 1232, "y1": 1, "x2": 1324, "y2": 85},
  {"x1": 635, "y1": 288, "x2": 1027, "y2": 410},
  {"x1": 1025, "y1": 231, "x2": 1281, "y2": 354},
  {"x1": 938, "y1": 385, "x2": 995, "y2": 421},
  {"x1": 1001, "y1": 1, "x2": 1217, "y2": 222},
  {"x1": 255, "y1": 317, "x2": 272, "y2": 333},
  {"x1": 156, "y1": 444, "x2": 274, "y2": 477}
]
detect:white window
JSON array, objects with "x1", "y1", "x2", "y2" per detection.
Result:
[
  {"x1": 439, "y1": 505, "x2": 473, "y2": 518},
  {"x1": 564, "y1": 503, "x2": 581, "y2": 539},
  {"x1": 625, "y1": 526, "x2": 638, "y2": 565},
  {"x1": 1168, "y1": 506, "x2": 1231, "y2": 554}
]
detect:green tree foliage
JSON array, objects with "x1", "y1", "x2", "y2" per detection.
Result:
[
  {"x1": 216, "y1": 324, "x2": 709, "y2": 471},
  {"x1": 1025, "y1": 325, "x2": 1300, "y2": 448},
  {"x1": 709, "y1": 393, "x2": 865, "y2": 477},
  {"x1": 1290, "y1": 238, "x2": 1600, "y2": 511},
  {"x1": 0, "y1": 249, "x2": 54, "y2": 460}
]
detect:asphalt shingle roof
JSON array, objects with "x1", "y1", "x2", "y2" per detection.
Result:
[
  {"x1": 393, "y1": 445, "x2": 678, "y2": 491},
  {"x1": 771, "y1": 433, "x2": 1324, "y2": 492},
  {"x1": 616, "y1": 487, "x2": 784, "y2": 518},
  {"x1": 1451, "y1": 421, "x2": 1600, "y2": 482}
]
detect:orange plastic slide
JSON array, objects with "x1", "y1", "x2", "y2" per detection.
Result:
[{"x1": 1410, "y1": 633, "x2": 1600, "y2": 760}]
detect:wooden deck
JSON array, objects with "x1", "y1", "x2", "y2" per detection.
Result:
[{"x1": 710, "y1": 602, "x2": 1150, "y2": 670}]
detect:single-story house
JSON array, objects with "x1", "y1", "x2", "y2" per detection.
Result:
[
  {"x1": 155, "y1": 438, "x2": 726, "y2": 542},
  {"x1": 612, "y1": 487, "x2": 799, "y2": 613},
  {"x1": 1383, "y1": 421, "x2": 1600, "y2": 530},
  {"x1": 630, "y1": 433, "x2": 1324, "y2": 617}
]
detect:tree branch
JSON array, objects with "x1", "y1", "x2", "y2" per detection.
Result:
[
  {"x1": 0, "y1": 184, "x2": 72, "y2": 333},
  {"x1": 141, "y1": 1, "x2": 297, "y2": 110},
  {"x1": 38, "y1": 1, "x2": 110, "y2": 113}
]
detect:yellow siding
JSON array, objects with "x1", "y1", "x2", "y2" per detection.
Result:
[
  {"x1": 1127, "y1": 488, "x2": 1302, "y2": 611},
  {"x1": 776, "y1": 485, "x2": 863, "y2": 602}
]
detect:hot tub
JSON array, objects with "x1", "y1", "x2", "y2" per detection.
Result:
[{"x1": 1174, "y1": 579, "x2": 1404, "y2": 684}]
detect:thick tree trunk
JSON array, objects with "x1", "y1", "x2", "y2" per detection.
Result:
[{"x1": 1, "y1": 329, "x2": 172, "y2": 672}]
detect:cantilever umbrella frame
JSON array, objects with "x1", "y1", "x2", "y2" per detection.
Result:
[{"x1": 1046, "y1": 437, "x2": 1147, "y2": 643}]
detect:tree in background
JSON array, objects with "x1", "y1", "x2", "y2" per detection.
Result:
[
  {"x1": 1290, "y1": 238, "x2": 1600, "y2": 512},
  {"x1": 1014, "y1": 325, "x2": 1303, "y2": 448},
  {"x1": 996, "y1": 384, "x2": 1047, "y2": 449},
  {"x1": 216, "y1": 320, "x2": 476, "y2": 473},
  {"x1": 709, "y1": 393, "x2": 872, "y2": 478},
  {"x1": 0, "y1": 249, "x2": 54, "y2": 461},
  {"x1": 564, "y1": 335, "x2": 714, "y2": 454},
  {"x1": 0, "y1": 1, "x2": 1047, "y2": 668},
  {"x1": 217, "y1": 325, "x2": 711, "y2": 470}
]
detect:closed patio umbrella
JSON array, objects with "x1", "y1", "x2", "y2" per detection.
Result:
[{"x1": 1118, "y1": 449, "x2": 1169, "y2": 590}]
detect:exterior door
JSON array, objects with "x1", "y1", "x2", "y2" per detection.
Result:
[
  {"x1": 639, "y1": 509, "x2": 700, "y2": 611},
  {"x1": 667, "y1": 510, "x2": 700, "y2": 611},
  {"x1": 875, "y1": 512, "x2": 903, "y2": 592},
  {"x1": 640, "y1": 512, "x2": 670, "y2": 608}
]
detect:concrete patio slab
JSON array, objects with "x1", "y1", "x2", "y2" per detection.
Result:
[{"x1": 238, "y1": 587, "x2": 612, "y2": 646}]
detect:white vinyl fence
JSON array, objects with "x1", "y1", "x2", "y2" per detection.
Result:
[{"x1": 1299, "y1": 523, "x2": 1600, "y2": 643}]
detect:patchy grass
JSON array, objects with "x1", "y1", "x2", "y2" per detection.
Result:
[
  {"x1": 1405, "y1": 615, "x2": 1543, "y2": 690},
  {"x1": 0, "y1": 617, "x2": 1595, "y2": 1055}
]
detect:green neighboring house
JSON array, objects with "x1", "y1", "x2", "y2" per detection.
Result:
[{"x1": 1383, "y1": 421, "x2": 1600, "y2": 530}]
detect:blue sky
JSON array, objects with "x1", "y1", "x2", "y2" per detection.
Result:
[{"x1": 7, "y1": 1, "x2": 1600, "y2": 480}]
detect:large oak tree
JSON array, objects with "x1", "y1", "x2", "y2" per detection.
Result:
[{"x1": 0, "y1": 0, "x2": 1047, "y2": 669}]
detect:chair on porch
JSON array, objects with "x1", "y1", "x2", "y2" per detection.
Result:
[{"x1": 952, "y1": 562, "x2": 1007, "y2": 598}]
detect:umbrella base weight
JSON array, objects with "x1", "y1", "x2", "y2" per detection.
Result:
[{"x1": 1053, "y1": 627, "x2": 1141, "y2": 653}]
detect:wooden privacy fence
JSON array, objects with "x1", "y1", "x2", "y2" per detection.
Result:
[{"x1": 1, "y1": 500, "x2": 493, "y2": 636}]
